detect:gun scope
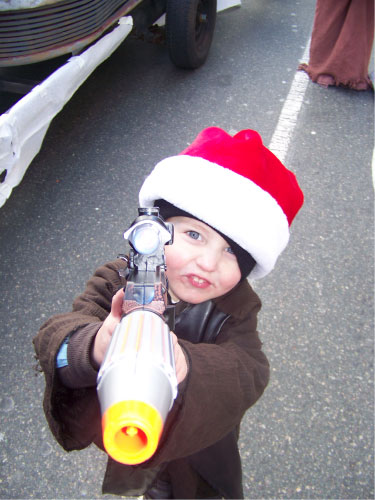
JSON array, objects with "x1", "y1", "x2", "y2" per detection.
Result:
[{"x1": 123, "y1": 207, "x2": 173, "y2": 256}]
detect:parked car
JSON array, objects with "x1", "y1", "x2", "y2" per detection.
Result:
[{"x1": 0, "y1": 0, "x2": 219, "y2": 208}]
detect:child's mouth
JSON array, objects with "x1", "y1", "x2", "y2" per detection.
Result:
[{"x1": 187, "y1": 274, "x2": 211, "y2": 289}]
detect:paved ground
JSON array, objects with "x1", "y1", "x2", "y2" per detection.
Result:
[{"x1": 0, "y1": 0, "x2": 373, "y2": 498}]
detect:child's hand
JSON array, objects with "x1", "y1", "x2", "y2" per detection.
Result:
[
  {"x1": 92, "y1": 288, "x2": 125, "y2": 366},
  {"x1": 93, "y1": 289, "x2": 188, "y2": 384},
  {"x1": 171, "y1": 332, "x2": 188, "y2": 384}
]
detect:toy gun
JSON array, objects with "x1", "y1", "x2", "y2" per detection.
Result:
[{"x1": 97, "y1": 207, "x2": 177, "y2": 465}]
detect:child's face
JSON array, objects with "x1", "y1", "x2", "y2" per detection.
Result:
[{"x1": 164, "y1": 216, "x2": 241, "y2": 304}]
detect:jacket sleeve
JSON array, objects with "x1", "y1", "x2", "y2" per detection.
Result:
[
  {"x1": 33, "y1": 260, "x2": 126, "y2": 451},
  {"x1": 145, "y1": 283, "x2": 270, "y2": 467}
]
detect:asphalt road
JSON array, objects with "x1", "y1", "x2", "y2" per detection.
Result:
[{"x1": 0, "y1": 0, "x2": 374, "y2": 498}]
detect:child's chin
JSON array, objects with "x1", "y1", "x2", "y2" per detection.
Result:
[{"x1": 178, "y1": 289, "x2": 213, "y2": 304}]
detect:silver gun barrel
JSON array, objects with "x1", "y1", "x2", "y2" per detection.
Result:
[{"x1": 97, "y1": 309, "x2": 177, "y2": 465}]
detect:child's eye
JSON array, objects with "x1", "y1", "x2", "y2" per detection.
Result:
[
  {"x1": 226, "y1": 247, "x2": 235, "y2": 255},
  {"x1": 187, "y1": 230, "x2": 201, "y2": 240}
]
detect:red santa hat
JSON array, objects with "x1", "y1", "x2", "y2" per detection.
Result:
[{"x1": 139, "y1": 127, "x2": 304, "y2": 279}]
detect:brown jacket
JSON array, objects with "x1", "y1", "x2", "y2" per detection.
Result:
[{"x1": 33, "y1": 259, "x2": 270, "y2": 498}]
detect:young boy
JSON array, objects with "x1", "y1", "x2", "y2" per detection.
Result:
[{"x1": 34, "y1": 127, "x2": 303, "y2": 499}]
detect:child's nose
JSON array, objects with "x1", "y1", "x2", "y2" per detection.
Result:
[{"x1": 196, "y1": 249, "x2": 219, "y2": 272}]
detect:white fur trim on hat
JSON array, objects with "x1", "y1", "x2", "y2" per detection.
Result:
[{"x1": 139, "y1": 155, "x2": 290, "y2": 279}]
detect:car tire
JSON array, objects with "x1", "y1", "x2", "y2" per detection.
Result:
[{"x1": 166, "y1": 0, "x2": 217, "y2": 69}]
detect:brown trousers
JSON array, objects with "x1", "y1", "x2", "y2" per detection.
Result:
[{"x1": 299, "y1": 0, "x2": 374, "y2": 89}]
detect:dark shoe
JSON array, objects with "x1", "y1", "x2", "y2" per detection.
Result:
[{"x1": 144, "y1": 476, "x2": 173, "y2": 499}]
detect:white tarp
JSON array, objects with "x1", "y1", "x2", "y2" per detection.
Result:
[
  {"x1": 0, "y1": 16, "x2": 133, "y2": 207},
  {"x1": 217, "y1": 0, "x2": 241, "y2": 11}
]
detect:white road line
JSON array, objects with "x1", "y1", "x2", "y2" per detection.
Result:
[{"x1": 268, "y1": 42, "x2": 310, "y2": 163}]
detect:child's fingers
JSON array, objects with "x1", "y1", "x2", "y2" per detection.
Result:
[
  {"x1": 111, "y1": 288, "x2": 125, "y2": 317},
  {"x1": 171, "y1": 331, "x2": 178, "y2": 347},
  {"x1": 170, "y1": 332, "x2": 188, "y2": 384}
]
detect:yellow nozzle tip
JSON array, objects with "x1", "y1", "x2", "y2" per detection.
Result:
[
  {"x1": 124, "y1": 426, "x2": 138, "y2": 437},
  {"x1": 102, "y1": 400, "x2": 163, "y2": 465}
]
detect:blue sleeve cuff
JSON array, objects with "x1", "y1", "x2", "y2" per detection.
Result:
[{"x1": 56, "y1": 337, "x2": 69, "y2": 368}]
